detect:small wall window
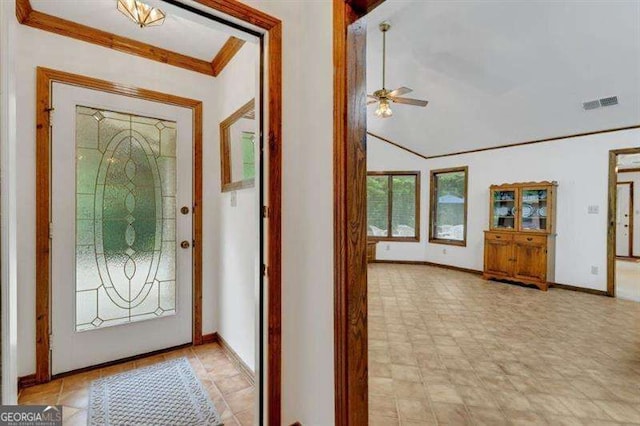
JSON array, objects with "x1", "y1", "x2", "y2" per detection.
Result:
[
  {"x1": 367, "y1": 171, "x2": 420, "y2": 241},
  {"x1": 429, "y1": 166, "x2": 468, "y2": 246},
  {"x1": 220, "y1": 99, "x2": 255, "y2": 192}
]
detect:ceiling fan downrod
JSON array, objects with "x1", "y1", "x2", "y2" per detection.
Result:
[{"x1": 380, "y1": 22, "x2": 390, "y2": 92}]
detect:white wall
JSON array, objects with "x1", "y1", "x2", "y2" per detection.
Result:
[
  {"x1": 617, "y1": 170, "x2": 640, "y2": 257},
  {"x1": 14, "y1": 24, "x2": 223, "y2": 377},
  {"x1": 243, "y1": 1, "x2": 335, "y2": 424},
  {"x1": 207, "y1": 45, "x2": 259, "y2": 371},
  {"x1": 368, "y1": 128, "x2": 640, "y2": 292}
]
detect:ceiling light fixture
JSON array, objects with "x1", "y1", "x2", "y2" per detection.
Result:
[
  {"x1": 368, "y1": 22, "x2": 428, "y2": 118},
  {"x1": 117, "y1": 0, "x2": 166, "y2": 28}
]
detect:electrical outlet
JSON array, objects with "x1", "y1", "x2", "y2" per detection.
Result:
[
  {"x1": 442, "y1": 248, "x2": 447, "y2": 254},
  {"x1": 385, "y1": 244, "x2": 390, "y2": 251},
  {"x1": 231, "y1": 191, "x2": 237, "y2": 207},
  {"x1": 588, "y1": 205, "x2": 599, "y2": 214},
  {"x1": 591, "y1": 266, "x2": 598, "y2": 275}
]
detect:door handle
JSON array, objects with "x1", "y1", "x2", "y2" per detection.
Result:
[
  {"x1": 527, "y1": 237, "x2": 533, "y2": 241},
  {"x1": 180, "y1": 240, "x2": 190, "y2": 249}
]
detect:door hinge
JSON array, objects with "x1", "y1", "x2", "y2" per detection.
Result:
[
  {"x1": 49, "y1": 334, "x2": 53, "y2": 350},
  {"x1": 262, "y1": 206, "x2": 269, "y2": 218},
  {"x1": 262, "y1": 264, "x2": 268, "y2": 277},
  {"x1": 49, "y1": 222, "x2": 53, "y2": 239},
  {"x1": 192, "y1": 239, "x2": 196, "y2": 248},
  {"x1": 46, "y1": 107, "x2": 54, "y2": 127}
]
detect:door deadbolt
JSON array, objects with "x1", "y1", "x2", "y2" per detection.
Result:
[
  {"x1": 181, "y1": 206, "x2": 190, "y2": 215},
  {"x1": 181, "y1": 240, "x2": 190, "y2": 249}
]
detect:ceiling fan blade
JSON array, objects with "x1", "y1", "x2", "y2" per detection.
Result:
[
  {"x1": 388, "y1": 87, "x2": 413, "y2": 97},
  {"x1": 390, "y1": 97, "x2": 428, "y2": 107},
  {"x1": 368, "y1": 94, "x2": 379, "y2": 100},
  {"x1": 367, "y1": 100, "x2": 378, "y2": 105}
]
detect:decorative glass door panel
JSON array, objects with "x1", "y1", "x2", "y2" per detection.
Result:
[
  {"x1": 51, "y1": 83, "x2": 192, "y2": 375},
  {"x1": 76, "y1": 107, "x2": 177, "y2": 331},
  {"x1": 519, "y1": 188, "x2": 549, "y2": 232},
  {"x1": 491, "y1": 189, "x2": 517, "y2": 230}
]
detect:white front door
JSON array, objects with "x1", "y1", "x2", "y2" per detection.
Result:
[
  {"x1": 51, "y1": 83, "x2": 193, "y2": 375},
  {"x1": 616, "y1": 183, "x2": 632, "y2": 258}
]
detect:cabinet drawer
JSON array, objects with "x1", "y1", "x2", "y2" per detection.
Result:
[
  {"x1": 485, "y1": 232, "x2": 513, "y2": 242},
  {"x1": 514, "y1": 234, "x2": 546, "y2": 245}
]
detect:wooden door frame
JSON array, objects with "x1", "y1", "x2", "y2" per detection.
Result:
[
  {"x1": 607, "y1": 147, "x2": 640, "y2": 296},
  {"x1": 334, "y1": 0, "x2": 386, "y2": 424},
  {"x1": 615, "y1": 181, "x2": 634, "y2": 258},
  {"x1": 35, "y1": 67, "x2": 203, "y2": 379},
  {"x1": 26, "y1": 2, "x2": 282, "y2": 424}
]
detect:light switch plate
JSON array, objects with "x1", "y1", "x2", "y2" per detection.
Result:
[
  {"x1": 588, "y1": 205, "x2": 599, "y2": 214},
  {"x1": 231, "y1": 191, "x2": 237, "y2": 207}
]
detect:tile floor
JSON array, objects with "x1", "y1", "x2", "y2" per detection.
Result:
[
  {"x1": 368, "y1": 263, "x2": 640, "y2": 425},
  {"x1": 18, "y1": 342, "x2": 255, "y2": 425}
]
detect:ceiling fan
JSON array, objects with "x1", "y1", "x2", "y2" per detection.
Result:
[{"x1": 368, "y1": 22, "x2": 428, "y2": 118}]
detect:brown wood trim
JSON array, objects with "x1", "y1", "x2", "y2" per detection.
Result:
[
  {"x1": 215, "y1": 332, "x2": 255, "y2": 386},
  {"x1": 373, "y1": 259, "x2": 482, "y2": 275},
  {"x1": 550, "y1": 283, "x2": 609, "y2": 297},
  {"x1": 220, "y1": 98, "x2": 256, "y2": 193},
  {"x1": 367, "y1": 132, "x2": 428, "y2": 160},
  {"x1": 616, "y1": 181, "x2": 634, "y2": 257},
  {"x1": 193, "y1": 102, "x2": 204, "y2": 346},
  {"x1": 429, "y1": 166, "x2": 469, "y2": 247},
  {"x1": 202, "y1": 333, "x2": 217, "y2": 344},
  {"x1": 266, "y1": 20, "x2": 283, "y2": 426},
  {"x1": 211, "y1": 36, "x2": 246, "y2": 76},
  {"x1": 193, "y1": 0, "x2": 280, "y2": 30},
  {"x1": 373, "y1": 260, "x2": 610, "y2": 296},
  {"x1": 366, "y1": 171, "x2": 420, "y2": 241},
  {"x1": 370, "y1": 125, "x2": 640, "y2": 160},
  {"x1": 334, "y1": 1, "x2": 368, "y2": 424},
  {"x1": 35, "y1": 67, "x2": 203, "y2": 383},
  {"x1": 15, "y1": 0, "x2": 32, "y2": 23},
  {"x1": 16, "y1": 0, "x2": 215, "y2": 77},
  {"x1": 345, "y1": 0, "x2": 386, "y2": 14},
  {"x1": 608, "y1": 147, "x2": 640, "y2": 297},
  {"x1": 619, "y1": 167, "x2": 640, "y2": 173},
  {"x1": 18, "y1": 374, "x2": 38, "y2": 391}
]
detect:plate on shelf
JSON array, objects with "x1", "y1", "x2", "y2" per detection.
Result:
[
  {"x1": 538, "y1": 206, "x2": 547, "y2": 217},
  {"x1": 522, "y1": 204, "x2": 534, "y2": 217},
  {"x1": 496, "y1": 206, "x2": 509, "y2": 216},
  {"x1": 511, "y1": 206, "x2": 518, "y2": 216}
]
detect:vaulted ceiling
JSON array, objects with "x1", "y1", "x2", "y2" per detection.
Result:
[{"x1": 366, "y1": 0, "x2": 640, "y2": 157}]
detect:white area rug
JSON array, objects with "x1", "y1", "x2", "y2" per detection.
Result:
[{"x1": 88, "y1": 357, "x2": 222, "y2": 426}]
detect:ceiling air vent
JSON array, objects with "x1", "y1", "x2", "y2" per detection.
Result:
[
  {"x1": 599, "y1": 96, "x2": 618, "y2": 107},
  {"x1": 583, "y1": 96, "x2": 619, "y2": 111},
  {"x1": 583, "y1": 100, "x2": 600, "y2": 110}
]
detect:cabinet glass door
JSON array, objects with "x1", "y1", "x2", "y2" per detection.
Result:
[
  {"x1": 520, "y1": 188, "x2": 549, "y2": 232},
  {"x1": 491, "y1": 189, "x2": 517, "y2": 230}
]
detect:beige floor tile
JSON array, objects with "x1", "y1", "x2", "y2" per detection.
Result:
[
  {"x1": 367, "y1": 264, "x2": 640, "y2": 425},
  {"x1": 20, "y1": 344, "x2": 254, "y2": 421}
]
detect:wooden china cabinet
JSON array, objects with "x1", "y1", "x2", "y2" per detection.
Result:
[{"x1": 483, "y1": 181, "x2": 558, "y2": 291}]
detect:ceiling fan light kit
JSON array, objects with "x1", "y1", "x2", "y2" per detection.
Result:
[
  {"x1": 117, "y1": 0, "x2": 166, "y2": 28},
  {"x1": 369, "y1": 22, "x2": 428, "y2": 118}
]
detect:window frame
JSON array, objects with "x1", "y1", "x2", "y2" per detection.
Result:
[
  {"x1": 429, "y1": 166, "x2": 469, "y2": 247},
  {"x1": 367, "y1": 170, "x2": 421, "y2": 242}
]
